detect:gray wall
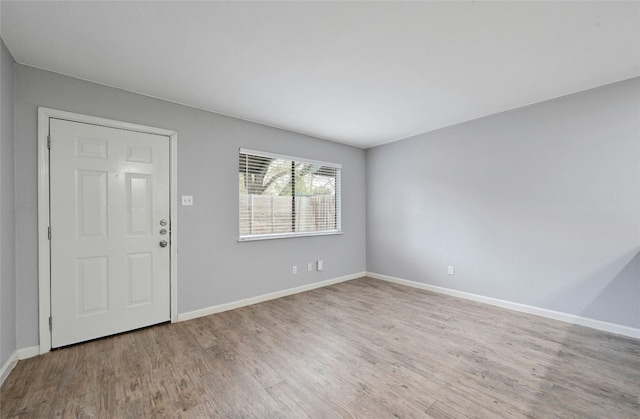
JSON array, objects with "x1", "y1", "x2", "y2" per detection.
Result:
[
  {"x1": 1, "y1": 38, "x2": 16, "y2": 366},
  {"x1": 14, "y1": 65, "x2": 366, "y2": 349},
  {"x1": 367, "y1": 77, "x2": 640, "y2": 329},
  {"x1": 7, "y1": 61, "x2": 638, "y2": 351}
]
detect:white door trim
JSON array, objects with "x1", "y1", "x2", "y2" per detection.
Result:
[{"x1": 37, "y1": 107, "x2": 178, "y2": 354}]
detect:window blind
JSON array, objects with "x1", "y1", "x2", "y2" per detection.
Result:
[{"x1": 239, "y1": 148, "x2": 342, "y2": 241}]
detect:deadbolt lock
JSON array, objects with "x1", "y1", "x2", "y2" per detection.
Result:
[{"x1": 159, "y1": 240, "x2": 168, "y2": 248}]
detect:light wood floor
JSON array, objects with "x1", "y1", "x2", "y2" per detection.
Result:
[{"x1": 2, "y1": 277, "x2": 639, "y2": 418}]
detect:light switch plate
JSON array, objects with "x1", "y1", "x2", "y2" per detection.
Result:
[{"x1": 182, "y1": 195, "x2": 193, "y2": 206}]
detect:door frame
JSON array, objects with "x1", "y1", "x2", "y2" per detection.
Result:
[{"x1": 37, "y1": 107, "x2": 178, "y2": 354}]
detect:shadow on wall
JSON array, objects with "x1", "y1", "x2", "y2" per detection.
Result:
[{"x1": 545, "y1": 247, "x2": 640, "y2": 330}]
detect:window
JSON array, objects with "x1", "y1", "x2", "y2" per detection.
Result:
[{"x1": 239, "y1": 149, "x2": 341, "y2": 240}]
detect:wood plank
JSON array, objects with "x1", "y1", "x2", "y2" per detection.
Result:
[{"x1": 2, "y1": 277, "x2": 638, "y2": 418}]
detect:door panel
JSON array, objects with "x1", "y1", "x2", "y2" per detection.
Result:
[
  {"x1": 126, "y1": 174, "x2": 153, "y2": 235},
  {"x1": 77, "y1": 170, "x2": 108, "y2": 237},
  {"x1": 127, "y1": 252, "x2": 153, "y2": 306},
  {"x1": 76, "y1": 256, "x2": 109, "y2": 315},
  {"x1": 50, "y1": 118, "x2": 170, "y2": 348}
]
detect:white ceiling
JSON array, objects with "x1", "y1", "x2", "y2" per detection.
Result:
[{"x1": 1, "y1": 1, "x2": 638, "y2": 148}]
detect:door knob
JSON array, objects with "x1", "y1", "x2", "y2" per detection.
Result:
[{"x1": 159, "y1": 240, "x2": 168, "y2": 248}]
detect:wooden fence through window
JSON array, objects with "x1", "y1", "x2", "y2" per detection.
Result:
[{"x1": 240, "y1": 195, "x2": 336, "y2": 235}]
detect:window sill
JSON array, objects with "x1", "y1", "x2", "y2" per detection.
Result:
[{"x1": 238, "y1": 230, "x2": 342, "y2": 242}]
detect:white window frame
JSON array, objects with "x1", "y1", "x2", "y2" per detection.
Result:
[{"x1": 239, "y1": 148, "x2": 342, "y2": 241}]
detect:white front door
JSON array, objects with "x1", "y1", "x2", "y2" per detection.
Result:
[{"x1": 49, "y1": 118, "x2": 171, "y2": 348}]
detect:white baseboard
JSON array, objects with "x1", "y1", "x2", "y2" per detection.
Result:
[
  {"x1": 178, "y1": 272, "x2": 365, "y2": 322},
  {"x1": 18, "y1": 346, "x2": 40, "y2": 360},
  {"x1": 1, "y1": 345, "x2": 44, "y2": 387},
  {"x1": 0, "y1": 351, "x2": 19, "y2": 386},
  {"x1": 366, "y1": 272, "x2": 640, "y2": 340}
]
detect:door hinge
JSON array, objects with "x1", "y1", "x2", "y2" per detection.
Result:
[
  {"x1": 49, "y1": 316, "x2": 52, "y2": 331},
  {"x1": 47, "y1": 135, "x2": 51, "y2": 149},
  {"x1": 48, "y1": 226, "x2": 51, "y2": 240}
]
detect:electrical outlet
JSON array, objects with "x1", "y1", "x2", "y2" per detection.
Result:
[
  {"x1": 181, "y1": 195, "x2": 193, "y2": 206},
  {"x1": 317, "y1": 259, "x2": 323, "y2": 271},
  {"x1": 292, "y1": 265, "x2": 297, "y2": 274},
  {"x1": 307, "y1": 263, "x2": 313, "y2": 271},
  {"x1": 448, "y1": 266, "x2": 455, "y2": 275}
]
